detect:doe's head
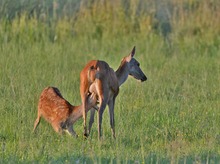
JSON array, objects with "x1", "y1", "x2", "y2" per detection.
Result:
[{"x1": 125, "y1": 46, "x2": 147, "y2": 82}]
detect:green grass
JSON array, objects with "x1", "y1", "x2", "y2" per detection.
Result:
[
  {"x1": 0, "y1": 1, "x2": 220, "y2": 162},
  {"x1": 0, "y1": 33, "x2": 219, "y2": 163}
]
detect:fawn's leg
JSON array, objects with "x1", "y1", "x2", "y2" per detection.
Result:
[{"x1": 33, "y1": 111, "x2": 41, "y2": 132}]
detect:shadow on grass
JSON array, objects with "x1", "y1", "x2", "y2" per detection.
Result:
[{"x1": 1, "y1": 153, "x2": 219, "y2": 163}]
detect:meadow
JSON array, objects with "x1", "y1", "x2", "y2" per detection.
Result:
[{"x1": 0, "y1": 0, "x2": 220, "y2": 163}]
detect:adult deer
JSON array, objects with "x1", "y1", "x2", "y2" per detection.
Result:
[
  {"x1": 80, "y1": 46, "x2": 147, "y2": 139},
  {"x1": 33, "y1": 87, "x2": 97, "y2": 137}
]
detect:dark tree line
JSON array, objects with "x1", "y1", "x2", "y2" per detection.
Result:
[{"x1": 0, "y1": 0, "x2": 81, "y2": 20}]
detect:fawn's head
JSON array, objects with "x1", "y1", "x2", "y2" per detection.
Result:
[{"x1": 124, "y1": 46, "x2": 147, "y2": 82}]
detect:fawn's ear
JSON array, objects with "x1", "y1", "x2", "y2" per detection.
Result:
[{"x1": 126, "y1": 46, "x2": 135, "y2": 62}]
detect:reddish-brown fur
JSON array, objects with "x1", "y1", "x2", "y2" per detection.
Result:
[
  {"x1": 80, "y1": 47, "x2": 147, "y2": 139},
  {"x1": 33, "y1": 87, "x2": 97, "y2": 137}
]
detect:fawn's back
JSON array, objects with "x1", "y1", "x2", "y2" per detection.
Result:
[{"x1": 38, "y1": 87, "x2": 73, "y2": 125}]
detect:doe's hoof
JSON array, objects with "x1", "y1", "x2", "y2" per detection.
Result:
[{"x1": 83, "y1": 133, "x2": 89, "y2": 139}]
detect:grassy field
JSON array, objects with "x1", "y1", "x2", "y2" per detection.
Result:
[
  {"x1": 0, "y1": 33, "x2": 219, "y2": 163},
  {"x1": 0, "y1": 1, "x2": 220, "y2": 163}
]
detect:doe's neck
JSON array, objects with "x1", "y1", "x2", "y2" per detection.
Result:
[{"x1": 115, "y1": 62, "x2": 129, "y2": 86}]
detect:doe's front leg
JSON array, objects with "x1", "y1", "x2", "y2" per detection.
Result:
[
  {"x1": 108, "y1": 98, "x2": 116, "y2": 139},
  {"x1": 97, "y1": 100, "x2": 107, "y2": 140}
]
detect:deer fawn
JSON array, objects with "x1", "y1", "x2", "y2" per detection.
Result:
[
  {"x1": 80, "y1": 46, "x2": 147, "y2": 139},
  {"x1": 33, "y1": 87, "x2": 97, "y2": 137}
]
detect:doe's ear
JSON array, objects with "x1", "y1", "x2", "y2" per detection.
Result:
[
  {"x1": 131, "y1": 46, "x2": 135, "y2": 57},
  {"x1": 126, "y1": 46, "x2": 135, "y2": 62}
]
